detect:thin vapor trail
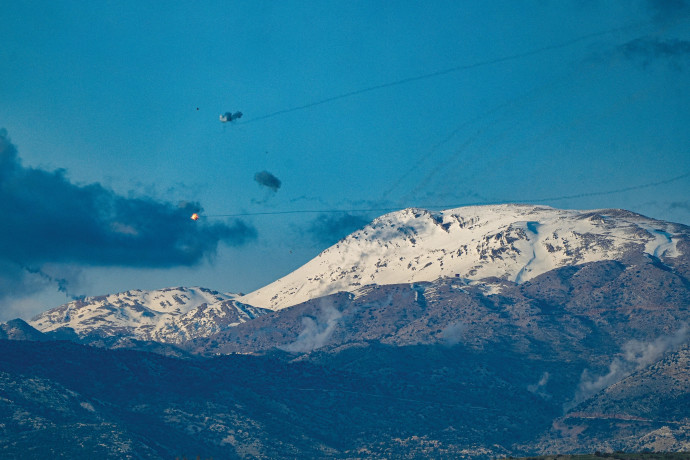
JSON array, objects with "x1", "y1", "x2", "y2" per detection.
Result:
[
  {"x1": 397, "y1": 43, "x2": 645, "y2": 206},
  {"x1": 240, "y1": 20, "x2": 655, "y2": 125}
]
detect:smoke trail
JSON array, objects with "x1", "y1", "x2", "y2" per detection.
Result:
[
  {"x1": 281, "y1": 304, "x2": 342, "y2": 353},
  {"x1": 571, "y1": 325, "x2": 689, "y2": 407}
]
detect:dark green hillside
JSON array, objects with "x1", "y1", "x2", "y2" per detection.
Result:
[{"x1": 0, "y1": 338, "x2": 587, "y2": 458}]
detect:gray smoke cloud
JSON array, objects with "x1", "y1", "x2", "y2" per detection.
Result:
[
  {"x1": 572, "y1": 325, "x2": 689, "y2": 408},
  {"x1": 619, "y1": 37, "x2": 690, "y2": 69},
  {"x1": 281, "y1": 304, "x2": 342, "y2": 353},
  {"x1": 527, "y1": 371, "x2": 551, "y2": 400},
  {"x1": 308, "y1": 213, "x2": 371, "y2": 246},
  {"x1": 440, "y1": 321, "x2": 466, "y2": 346},
  {"x1": 219, "y1": 111, "x2": 242, "y2": 122},
  {"x1": 0, "y1": 130, "x2": 257, "y2": 306},
  {"x1": 254, "y1": 170, "x2": 281, "y2": 192}
]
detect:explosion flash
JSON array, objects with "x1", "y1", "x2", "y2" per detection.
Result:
[{"x1": 190, "y1": 213, "x2": 199, "y2": 221}]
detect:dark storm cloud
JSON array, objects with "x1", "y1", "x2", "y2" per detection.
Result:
[
  {"x1": 254, "y1": 170, "x2": 281, "y2": 192},
  {"x1": 0, "y1": 130, "x2": 256, "y2": 301},
  {"x1": 619, "y1": 37, "x2": 690, "y2": 68},
  {"x1": 308, "y1": 213, "x2": 371, "y2": 246}
]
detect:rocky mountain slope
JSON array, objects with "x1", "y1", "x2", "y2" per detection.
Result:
[
  {"x1": 0, "y1": 318, "x2": 48, "y2": 341},
  {"x1": 188, "y1": 254, "x2": 690, "y2": 359},
  {"x1": 240, "y1": 205, "x2": 687, "y2": 310},
  {"x1": 530, "y1": 344, "x2": 690, "y2": 454}
]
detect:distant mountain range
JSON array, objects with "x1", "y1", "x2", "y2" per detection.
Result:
[
  {"x1": 28, "y1": 286, "x2": 269, "y2": 345},
  {"x1": 2, "y1": 204, "x2": 689, "y2": 458}
]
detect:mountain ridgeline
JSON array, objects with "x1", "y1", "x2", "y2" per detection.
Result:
[{"x1": 2, "y1": 205, "x2": 689, "y2": 458}]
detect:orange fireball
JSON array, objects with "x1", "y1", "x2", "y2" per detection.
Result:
[{"x1": 190, "y1": 213, "x2": 199, "y2": 221}]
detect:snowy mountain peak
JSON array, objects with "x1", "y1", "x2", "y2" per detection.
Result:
[
  {"x1": 240, "y1": 204, "x2": 687, "y2": 310},
  {"x1": 29, "y1": 286, "x2": 269, "y2": 343}
]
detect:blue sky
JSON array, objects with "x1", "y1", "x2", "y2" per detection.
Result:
[{"x1": 1, "y1": 1, "x2": 689, "y2": 320}]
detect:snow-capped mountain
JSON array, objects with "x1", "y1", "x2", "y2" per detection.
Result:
[
  {"x1": 29, "y1": 286, "x2": 269, "y2": 344},
  {"x1": 24, "y1": 205, "x2": 689, "y2": 340},
  {"x1": 241, "y1": 204, "x2": 688, "y2": 310}
]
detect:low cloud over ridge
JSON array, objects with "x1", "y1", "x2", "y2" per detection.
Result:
[{"x1": 0, "y1": 130, "x2": 256, "y2": 303}]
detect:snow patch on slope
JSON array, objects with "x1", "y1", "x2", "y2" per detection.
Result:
[{"x1": 637, "y1": 223, "x2": 680, "y2": 258}]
